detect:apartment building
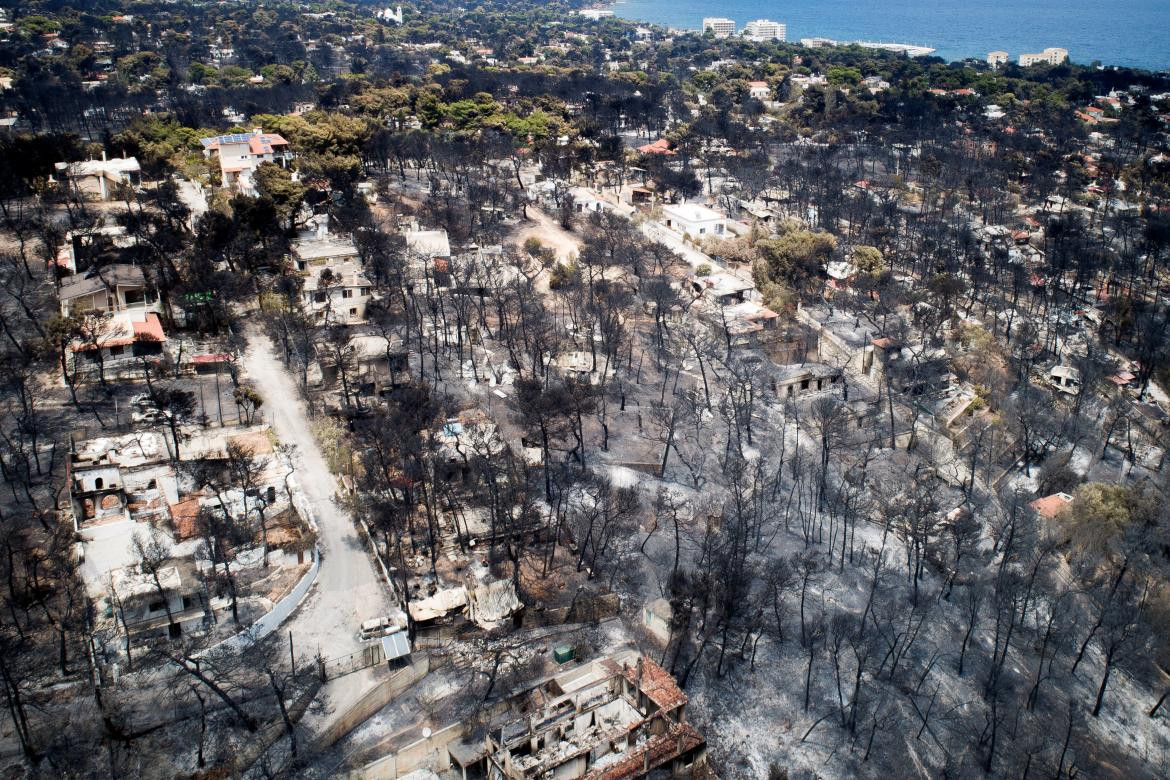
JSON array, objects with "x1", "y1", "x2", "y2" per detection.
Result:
[
  {"x1": 987, "y1": 50, "x2": 1009, "y2": 67},
  {"x1": 702, "y1": 17, "x2": 736, "y2": 38},
  {"x1": 1019, "y1": 47, "x2": 1068, "y2": 66},
  {"x1": 743, "y1": 18, "x2": 786, "y2": 41}
]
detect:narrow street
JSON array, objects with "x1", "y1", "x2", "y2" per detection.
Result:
[{"x1": 241, "y1": 329, "x2": 392, "y2": 662}]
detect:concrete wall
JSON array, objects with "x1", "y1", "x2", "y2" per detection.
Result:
[
  {"x1": 354, "y1": 719, "x2": 464, "y2": 780},
  {"x1": 198, "y1": 546, "x2": 320, "y2": 657},
  {"x1": 315, "y1": 657, "x2": 430, "y2": 751}
]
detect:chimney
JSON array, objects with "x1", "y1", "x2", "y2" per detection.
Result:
[{"x1": 316, "y1": 214, "x2": 329, "y2": 239}]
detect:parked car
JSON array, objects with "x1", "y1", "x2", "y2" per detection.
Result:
[{"x1": 359, "y1": 616, "x2": 401, "y2": 641}]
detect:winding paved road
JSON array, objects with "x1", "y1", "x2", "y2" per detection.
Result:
[{"x1": 242, "y1": 329, "x2": 391, "y2": 662}]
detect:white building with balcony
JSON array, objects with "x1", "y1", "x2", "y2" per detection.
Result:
[
  {"x1": 743, "y1": 19, "x2": 786, "y2": 42},
  {"x1": 702, "y1": 17, "x2": 736, "y2": 38},
  {"x1": 1019, "y1": 47, "x2": 1068, "y2": 66},
  {"x1": 200, "y1": 128, "x2": 292, "y2": 195}
]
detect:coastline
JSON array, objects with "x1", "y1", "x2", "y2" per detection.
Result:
[{"x1": 600, "y1": 0, "x2": 1170, "y2": 72}]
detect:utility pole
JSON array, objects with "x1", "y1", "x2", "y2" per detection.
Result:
[{"x1": 214, "y1": 363, "x2": 224, "y2": 426}]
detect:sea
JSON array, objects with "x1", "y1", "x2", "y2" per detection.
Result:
[{"x1": 610, "y1": 0, "x2": 1170, "y2": 72}]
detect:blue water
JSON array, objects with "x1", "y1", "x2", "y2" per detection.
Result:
[{"x1": 612, "y1": 0, "x2": 1170, "y2": 71}]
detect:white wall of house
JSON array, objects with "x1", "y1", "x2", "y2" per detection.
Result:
[
  {"x1": 62, "y1": 285, "x2": 157, "y2": 316},
  {"x1": 304, "y1": 285, "x2": 371, "y2": 324},
  {"x1": 662, "y1": 205, "x2": 727, "y2": 239}
]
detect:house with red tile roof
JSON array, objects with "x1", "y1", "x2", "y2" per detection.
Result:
[
  {"x1": 637, "y1": 137, "x2": 676, "y2": 155},
  {"x1": 200, "y1": 128, "x2": 292, "y2": 195},
  {"x1": 1030, "y1": 492, "x2": 1074, "y2": 519},
  {"x1": 381, "y1": 653, "x2": 708, "y2": 779},
  {"x1": 68, "y1": 309, "x2": 166, "y2": 380},
  {"x1": 480, "y1": 654, "x2": 706, "y2": 779}
]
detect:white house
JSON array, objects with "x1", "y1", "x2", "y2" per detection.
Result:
[
  {"x1": 690, "y1": 270, "x2": 755, "y2": 305},
  {"x1": 570, "y1": 187, "x2": 636, "y2": 218},
  {"x1": 403, "y1": 226, "x2": 452, "y2": 260},
  {"x1": 302, "y1": 259, "x2": 372, "y2": 325},
  {"x1": 742, "y1": 19, "x2": 786, "y2": 42},
  {"x1": 54, "y1": 155, "x2": 140, "y2": 200},
  {"x1": 200, "y1": 128, "x2": 292, "y2": 195},
  {"x1": 662, "y1": 203, "x2": 727, "y2": 239},
  {"x1": 58, "y1": 264, "x2": 157, "y2": 316},
  {"x1": 1048, "y1": 364, "x2": 1081, "y2": 395},
  {"x1": 1019, "y1": 47, "x2": 1068, "y2": 67},
  {"x1": 291, "y1": 215, "x2": 360, "y2": 271},
  {"x1": 747, "y1": 80, "x2": 771, "y2": 100},
  {"x1": 107, "y1": 561, "x2": 209, "y2": 641}
]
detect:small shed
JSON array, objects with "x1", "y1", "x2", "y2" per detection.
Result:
[{"x1": 381, "y1": 630, "x2": 412, "y2": 662}]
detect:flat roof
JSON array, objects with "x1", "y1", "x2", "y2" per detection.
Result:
[
  {"x1": 56, "y1": 157, "x2": 140, "y2": 176},
  {"x1": 403, "y1": 229, "x2": 452, "y2": 258},
  {"x1": 663, "y1": 202, "x2": 725, "y2": 223}
]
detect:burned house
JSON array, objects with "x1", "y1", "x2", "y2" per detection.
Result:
[
  {"x1": 69, "y1": 431, "x2": 178, "y2": 530},
  {"x1": 689, "y1": 271, "x2": 755, "y2": 307},
  {"x1": 55, "y1": 225, "x2": 138, "y2": 274},
  {"x1": 53, "y1": 155, "x2": 141, "y2": 201},
  {"x1": 354, "y1": 653, "x2": 707, "y2": 779},
  {"x1": 106, "y1": 558, "x2": 210, "y2": 642},
  {"x1": 718, "y1": 300, "x2": 781, "y2": 348},
  {"x1": 347, "y1": 333, "x2": 412, "y2": 397},
  {"x1": 767, "y1": 362, "x2": 844, "y2": 400},
  {"x1": 435, "y1": 409, "x2": 509, "y2": 484},
  {"x1": 482, "y1": 656, "x2": 705, "y2": 779}
]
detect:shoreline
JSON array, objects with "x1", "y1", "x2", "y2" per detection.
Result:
[{"x1": 598, "y1": 2, "x2": 1170, "y2": 72}]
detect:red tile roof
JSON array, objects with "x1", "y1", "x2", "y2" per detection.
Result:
[
  {"x1": 170, "y1": 493, "x2": 204, "y2": 540},
  {"x1": 637, "y1": 138, "x2": 676, "y2": 155},
  {"x1": 586, "y1": 722, "x2": 704, "y2": 779},
  {"x1": 1029, "y1": 492, "x2": 1074, "y2": 519},
  {"x1": 133, "y1": 312, "x2": 166, "y2": 342},
  {"x1": 74, "y1": 312, "x2": 165, "y2": 351},
  {"x1": 192, "y1": 352, "x2": 233, "y2": 365},
  {"x1": 249, "y1": 133, "x2": 288, "y2": 155},
  {"x1": 624, "y1": 657, "x2": 687, "y2": 711}
]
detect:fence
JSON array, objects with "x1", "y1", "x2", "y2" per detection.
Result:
[
  {"x1": 197, "y1": 545, "x2": 320, "y2": 658},
  {"x1": 320, "y1": 641, "x2": 386, "y2": 681}
]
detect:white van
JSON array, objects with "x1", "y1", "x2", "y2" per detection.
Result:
[{"x1": 359, "y1": 616, "x2": 400, "y2": 641}]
